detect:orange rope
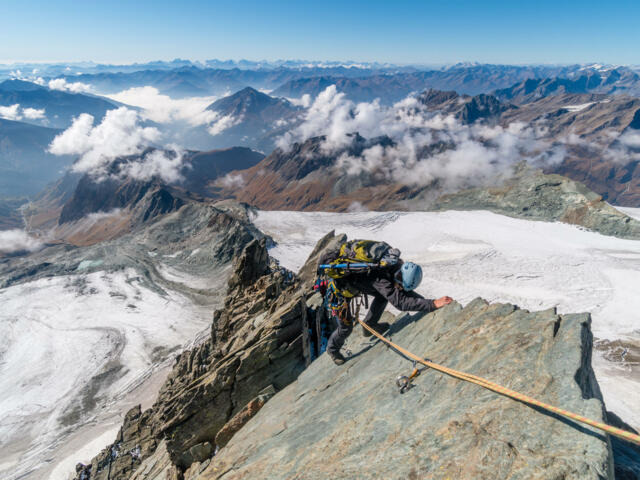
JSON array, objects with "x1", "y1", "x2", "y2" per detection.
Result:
[{"x1": 358, "y1": 318, "x2": 640, "y2": 447}]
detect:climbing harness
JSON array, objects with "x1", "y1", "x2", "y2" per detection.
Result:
[{"x1": 358, "y1": 318, "x2": 640, "y2": 447}]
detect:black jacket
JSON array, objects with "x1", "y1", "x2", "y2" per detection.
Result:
[{"x1": 319, "y1": 249, "x2": 435, "y2": 324}]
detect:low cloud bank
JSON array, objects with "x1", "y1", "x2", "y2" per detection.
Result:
[
  {"x1": 106, "y1": 86, "x2": 219, "y2": 126},
  {"x1": 207, "y1": 114, "x2": 243, "y2": 136},
  {"x1": 0, "y1": 104, "x2": 45, "y2": 121},
  {"x1": 218, "y1": 172, "x2": 245, "y2": 189},
  {"x1": 14, "y1": 74, "x2": 94, "y2": 94},
  {"x1": 0, "y1": 230, "x2": 44, "y2": 254},
  {"x1": 107, "y1": 86, "x2": 241, "y2": 137},
  {"x1": 276, "y1": 86, "x2": 568, "y2": 190},
  {"x1": 46, "y1": 78, "x2": 93, "y2": 93},
  {"x1": 48, "y1": 107, "x2": 186, "y2": 183}
]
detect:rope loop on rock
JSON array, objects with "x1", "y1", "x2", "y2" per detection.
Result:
[{"x1": 358, "y1": 318, "x2": 640, "y2": 447}]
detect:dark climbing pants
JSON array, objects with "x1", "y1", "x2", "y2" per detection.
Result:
[{"x1": 326, "y1": 310, "x2": 353, "y2": 356}]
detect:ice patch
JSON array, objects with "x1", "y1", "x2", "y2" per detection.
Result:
[
  {"x1": 76, "y1": 259, "x2": 104, "y2": 270},
  {"x1": 617, "y1": 207, "x2": 640, "y2": 222},
  {"x1": 156, "y1": 263, "x2": 219, "y2": 290},
  {"x1": 562, "y1": 102, "x2": 596, "y2": 112}
]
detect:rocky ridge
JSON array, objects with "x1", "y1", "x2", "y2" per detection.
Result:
[
  {"x1": 195, "y1": 298, "x2": 616, "y2": 480},
  {"x1": 70, "y1": 230, "x2": 640, "y2": 479},
  {"x1": 71, "y1": 232, "x2": 335, "y2": 479},
  {"x1": 433, "y1": 168, "x2": 640, "y2": 239}
]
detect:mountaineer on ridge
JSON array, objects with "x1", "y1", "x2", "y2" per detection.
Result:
[{"x1": 315, "y1": 239, "x2": 453, "y2": 365}]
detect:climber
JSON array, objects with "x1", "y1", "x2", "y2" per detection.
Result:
[{"x1": 315, "y1": 239, "x2": 453, "y2": 365}]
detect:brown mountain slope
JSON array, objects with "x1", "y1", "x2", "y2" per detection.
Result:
[{"x1": 215, "y1": 90, "x2": 640, "y2": 209}]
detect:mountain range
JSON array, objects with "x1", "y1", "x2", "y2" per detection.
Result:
[
  {"x1": 200, "y1": 87, "x2": 301, "y2": 152},
  {"x1": 197, "y1": 89, "x2": 640, "y2": 209},
  {"x1": 0, "y1": 79, "x2": 119, "y2": 128}
]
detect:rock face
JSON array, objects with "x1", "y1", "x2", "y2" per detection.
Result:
[
  {"x1": 195, "y1": 299, "x2": 615, "y2": 480},
  {"x1": 417, "y1": 89, "x2": 516, "y2": 124},
  {"x1": 433, "y1": 168, "x2": 640, "y2": 239},
  {"x1": 58, "y1": 170, "x2": 185, "y2": 225},
  {"x1": 73, "y1": 236, "x2": 309, "y2": 479}
]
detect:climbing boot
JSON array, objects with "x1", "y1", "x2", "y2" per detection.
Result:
[
  {"x1": 328, "y1": 351, "x2": 347, "y2": 365},
  {"x1": 362, "y1": 322, "x2": 390, "y2": 338}
]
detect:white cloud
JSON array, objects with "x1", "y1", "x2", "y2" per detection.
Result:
[
  {"x1": 106, "y1": 86, "x2": 219, "y2": 126},
  {"x1": 0, "y1": 230, "x2": 44, "y2": 254},
  {"x1": 0, "y1": 104, "x2": 45, "y2": 122},
  {"x1": 48, "y1": 78, "x2": 93, "y2": 93},
  {"x1": 602, "y1": 130, "x2": 640, "y2": 164},
  {"x1": 218, "y1": 172, "x2": 245, "y2": 188},
  {"x1": 22, "y1": 107, "x2": 46, "y2": 120},
  {"x1": 48, "y1": 107, "x2": 185, "y2": 183},
  {"x1": 277, "y1": 85, "x2": 571, "y2": 190},
  {"x1": 119, "y1": 146, "x2": 186, "y2": 183},
  {"x1": 0, "y1": 104, "x2": 22, "y2": 121},
  {"x1": 618, "y1": 130, "x2": 640, "y2": 149},
  {"x1": 207, "y1": 113, "x2": 243, "y2": 136},
  {"x1": 287, "y1": 94, "x2": 312, "y2": 108}
]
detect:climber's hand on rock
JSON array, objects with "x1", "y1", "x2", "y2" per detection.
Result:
[{"x1": 434, "y1": 296, "x2": 453, "y2": 309}]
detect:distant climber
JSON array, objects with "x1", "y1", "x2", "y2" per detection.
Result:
[{"x1": 315, "y1": 239, "x2": 453, "y2": 365}]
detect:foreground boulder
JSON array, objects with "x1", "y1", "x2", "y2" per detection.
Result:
[{"x1": 195, "y1": 299, "x2": 614, "y2": 479}]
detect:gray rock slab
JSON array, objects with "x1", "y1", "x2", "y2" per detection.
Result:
[{"x1": 198, "y1": 299, "x2": 613, "y2": 480}]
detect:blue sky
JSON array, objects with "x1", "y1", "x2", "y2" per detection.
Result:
[{"x1": 1, "y1": 0, "x2": 638, "y2": 65}]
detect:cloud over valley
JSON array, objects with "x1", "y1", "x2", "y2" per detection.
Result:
[{"x1": 48, "y1": 107, "x2": 186, "y2": 183}]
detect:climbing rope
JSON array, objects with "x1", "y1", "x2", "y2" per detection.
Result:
[{"x1": 357, "y1": 317, "x2": 640, "y2": 447}]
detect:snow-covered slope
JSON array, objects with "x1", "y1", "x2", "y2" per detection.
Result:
[
  {"x1": 0, "y1": 270, "x2": 213, "y2": 480},
  {"x1": 0, "y1": 201, "x2": 262, "y2": 480},
  {"x1": 253, "y1": 209, "x2": 640, "y2": 431}
]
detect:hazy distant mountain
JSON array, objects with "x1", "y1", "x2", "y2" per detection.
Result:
[
  {"x1": 52, "y1": 66, "x2": 391, "y2": 98},
  {"x1": 494, "y1": 68, "x2": 640, "y2": 103},
  {"x1": 0, "y1": 118, "x2": 72, "y2": 196},
  {"x1": 0, "y1": 79, "x2": 119, "y2": 128},
  {"x1": 38, "y1": 64, "x2": 640, "y2": 102},
  {"x1": 0, "y1": 59, "x2": 414, "y2": 82},
  {"x1": 271, "y1": 65, "x2": 596, "y2": 104},
  {"x1": 202, "y1": 87, "x2": 302, "y2": 151}
]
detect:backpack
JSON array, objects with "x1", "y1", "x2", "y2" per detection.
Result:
[{"x1": 320, "y1": 239, "x2": 400, "y2": 279}]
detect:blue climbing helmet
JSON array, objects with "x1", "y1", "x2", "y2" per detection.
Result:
[{"x1": 398, "y1": 262, "x2": 423, "y2": 291}]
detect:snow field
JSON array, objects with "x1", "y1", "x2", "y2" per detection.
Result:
[{"x1": 0, "y1": 269, "x2": 213, "y2": 480}]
